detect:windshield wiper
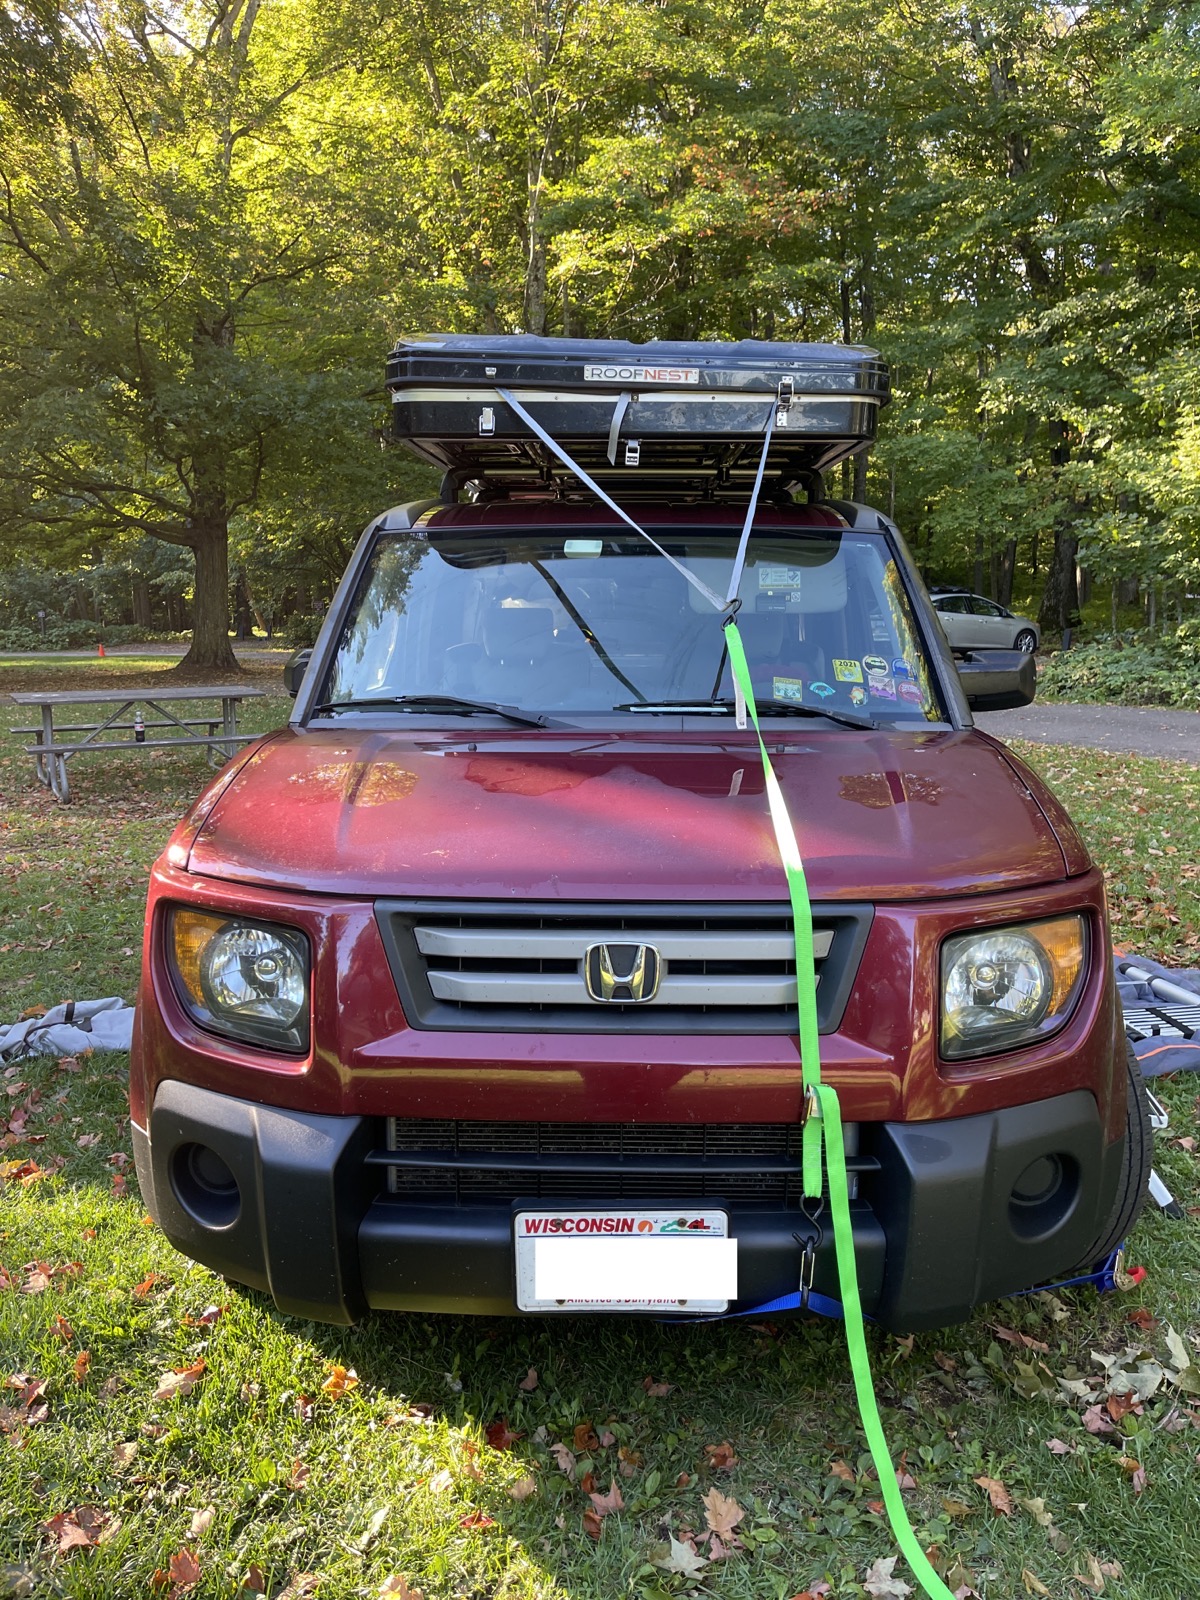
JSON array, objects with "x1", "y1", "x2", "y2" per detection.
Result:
[
  {"x1": 312, "y1": 695, "x2": 554, "y2": 729},
  {"x1": 612, "y1": 697, "x2": 879, "y2": 731}
]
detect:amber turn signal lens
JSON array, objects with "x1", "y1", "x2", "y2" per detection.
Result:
[{"x1": 172, "y1": 909, "x2": 226, "y2": 1010}]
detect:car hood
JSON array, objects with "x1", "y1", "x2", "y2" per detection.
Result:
[{"x1": 184, "y1": 725, "x2": 1070, "y2": 901}]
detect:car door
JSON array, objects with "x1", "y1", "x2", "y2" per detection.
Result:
[
  {"x1": 969, "y1": 596, "x2": 1013, "y2": 646},
  {"x1": 933, "y1": 595, "x2": 973, "y2": 646}
]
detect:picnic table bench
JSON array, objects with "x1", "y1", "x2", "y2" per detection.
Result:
[{"x1": 9, "y1": 685, "x2": 267, "y2": 802}]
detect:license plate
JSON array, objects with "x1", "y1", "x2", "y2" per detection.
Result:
[{"x1": 514, "y1": 1207, "x2": 734, "y2": 1312}]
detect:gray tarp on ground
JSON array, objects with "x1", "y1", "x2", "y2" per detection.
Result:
[{"x1": 0, "y1": 997, "x2": 134, "y2": 1061}]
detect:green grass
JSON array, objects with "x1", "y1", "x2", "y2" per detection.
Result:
[{"x1": 2, "y1": 659, "x2": 1198, "y2": 1599}]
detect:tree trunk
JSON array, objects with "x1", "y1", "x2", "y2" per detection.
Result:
[
  {"x1": 133, "y1": 579, "x2": 152, "y2": 629},
  {"x1": 179, "y1": 529, "x2": 238, "y2": 671},
  {"x1": 1039, "y1": 529, "x2": 1080, "y2": 634},
  {"x1": 997, "y1": 538, "x2": 1016, "y2": 607}
]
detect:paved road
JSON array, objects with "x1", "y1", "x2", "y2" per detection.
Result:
[{"x1": 977, "y1": 701, "x2": 1200, "y2": 764}]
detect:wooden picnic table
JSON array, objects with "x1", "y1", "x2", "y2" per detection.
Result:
[{"x1": 9, "y1": 684, "x2": 268, "y2": 802}]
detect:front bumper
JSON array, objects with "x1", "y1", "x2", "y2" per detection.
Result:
[{"x1": 133, "y1": 1080, "x2": 1123, "y2": 1332}]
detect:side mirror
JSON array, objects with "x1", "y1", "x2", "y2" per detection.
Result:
[
  {"x1": 955, "y1": 648, "x2": 1036, "y2": 711},
  {"x1": 283, "y1": 647, "x2": 313, "y2": 697}
]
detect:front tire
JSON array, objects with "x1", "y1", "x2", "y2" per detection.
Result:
[
  {"x1": 1072, "y1": 1044, "x2": 1153, "y2": 1270},
  {"x1": 1014, "y1": 628, "x2": 1037, "y2": 652}
]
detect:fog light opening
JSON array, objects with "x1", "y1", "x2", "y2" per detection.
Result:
[
  {"x1": 1008, "y1": 1153, "x2": 1078, "y2": 1242},
  {"x1": 171, "y1": 1142, "x2": 241, "y2": 1229}
]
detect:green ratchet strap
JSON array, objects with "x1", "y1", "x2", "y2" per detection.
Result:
[{"x1": 724, "y1": 619, "x2": 956, "y2": 1600}]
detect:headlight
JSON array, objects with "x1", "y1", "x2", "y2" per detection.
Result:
[
  {"x1": 170, "y1": 909, "x2": 310, "y2": 1053},
  {"x1": 940, "y1": 915, "x2": 1087, "y2": 1061}
]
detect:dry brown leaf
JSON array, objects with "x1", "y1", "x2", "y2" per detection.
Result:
[
  {"x1": 132, "y1": 1272, "x2": 163, "y2": 1298},
  {"x1": 581, "y1": 1509, "x2": 602, "y2": 1540},
  {"x1": 550, "y1": 1442, "x2": 577, "y2": 1479},
  {"x1": 486, "y1": 1418, "x2": 523, "y2": 1451},
  {"x1": 320, "y1": 1364, "x2": 358, "y2": 1399},
  {"x1": 72, "y1": 1351, "x2": 90, "y2": 1385},
  {"x1": 974, "y1": 1475, "x2": 1013, "y2": 1515},
  {"x1": 704, "y1": 1440, "x2": 737, "y2": 1469},
  {"x1": 1021, "y1": 1571, "x2": 1050, "y2": 1597},
  {"x1": 113, "y1": 1442, "x2": 137, "y2": 1469},
  {"x1": 427, "y1": 1468, "x2": 453, "y2": 1493},
  {"x1": 50, "y1": 1315, "x2": 73, "y2": 1342},
  {"x1": 702, "y1": 1486, "x2": 744, "y2": 1539},
  {"x1": 286, "y1": 1460, "x2": 310, "y2": 1492},
  {"x1": 862, "y1": 1555, "x2": 913, "y2": 1597},
  {"x1": 378, "y1": 1579, "x2": 424, "y2": 1599},
  {"x1": 589, "y1": 1481, "x2": 625, "y2": 1517},
  {"x1": 508, "y1": 1474, "x2": 537, "y2": 1501},
  {"x1": 829, "y1": 1458, "x2": 856, "y2": 1481},
  {"x1": 572, "y1": 1422, "x2": 599, "y2": 1452},
  {"x1": 458, "y1": 1510, "x2": 495, "y2": 1531},
  {"x1": 276, "y1": 1574, "x2": 320, "y2": 1600},
  {"x1": 43, "y1": 1506, "x2": 112, "y2": 1555},
  {"x1": 154, "y1": 1358, "x2": 205, "y2": 1400},
  {"x1": 518, "y1": 1367, "x2": 538, "y2": 1391},
  {"x1": 168, "y1": 1548, "x2": 201, "y2": 1592},
  {"x1": 1044, "y1": 1437, "x2": 1074, "y2": 1455},
  {"x1": 241, "y1": 1566, "x2": 267, "y2": 1594},
  {"x1": 1082, "y1": 1404, "x2": 1116, "y2": 1434},
  {"x1": 642, "y1": 1376, "x2": 674, "y2": 1397},
  {"x1": 188, "y1": 1506, "x2": 215, "y2": 1538}
]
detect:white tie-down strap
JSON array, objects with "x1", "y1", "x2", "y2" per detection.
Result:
[{"x1": 495, "y1": 387, "x2": 727, "y2": 612}]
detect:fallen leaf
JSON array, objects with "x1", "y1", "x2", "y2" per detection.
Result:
[
  {"x1": 183, "y1": 1305, "x2": 226, "y2": 1327},
  {"x1": 72, "y1": 1351, "x2": 90, "y2": 1385},
  {"x1": 508, "y1": 1475, "x2": 537, "y2": 1501},
  {"x1": 651, "y1": 1534, "x2": 707, "y2": 1577},
  {"x1": 1126, "y1": 1308, "x2": 1157, "y2": 1331},
  {"x1": 168, "y1": 1548, "x2": 201, "y2": 1591},
  {"x1": 550, "y1": 1442, "x2": 577, "y2": 1480},
  {"x1": 133, "y1": 1272, "x2": 162, "y2": 1298},
  {"x1": 276, "y1": 1575, "x2": 320, "y2": 1600},
  {"x1": 459, "y1": 1440, "x2": 484, "y2": 1482},
  {"x1": 581, "y1": 1509, "x2": 602, "y2": 1540},
  {"x1": 830, "y1": 1458, "x2": 856, "y2": 1481},
  {"x1": 642, "y1": 1376, "x2": 674, "y2": 1397},
  {"x1": 458, "y1": 1510, "x2": 495, "y2": 1531},
  {"x1": 704, "y1": 1440, "x2": 737, "y2": 1469},
  {"x1": 154, "y1": 1358, "x2": 205, "y2": 1400},
  {"x1": 589, "y1": 1481, "x2": 625, "y2": 1517},
  {"x1": 241, "y1": 1567, "x2": 267, "y2": 1594},
  {"x1": 572, "y1": 1422, "x2": 599, "y2": 1452},
  {"x1": 43, "y1": 1506, "x2": 112, "y2": 1555},
  {"x1": 676, "y1": 1471, "x2": 691, "y2": 1487},
  {"x1": 286, "y1": 1460, "x2": 310, "y2": 1492},
  {"x1": 701, "y1": 1486, "x2": 744, "y2": 1539},
  {"x1": 1105, "y1": 1392, "x2": 1140, "y2": 1421},
  {"x1": 992, "y1": 1323, "x2": 1050, "y2": 1353},
  {"x1": 1082, "y1": 1404, "x2": 1116, "y2": 1434},
  {"x1": 189, "y1": 1506, "x2": 215, "y2": 1538},
  {"x1": 377, "y1": 1579, "x2": 424, "y2": 1599},
  {"x1": 598, "y1": 1428, "x2": 616, "y2": 1446},
  {"x1": 1044, "y1": 1437, "x2": 1074, "y2": 1455},
  {"x1": 1021, "y1": 1570, "x2": 1050, "y2": 1597},
  {"x1": 1131, "y1": 1466, "x2": 1147, "y2": 1494},
  {"x1": 427, "y1": 1468, "x2": 453, "y2": 1493},
  {"x1": 974, "y1": 1475, "x2": 1013, "y2": 1515},
  {"x1": 112, "y1": 1442, "x2": 137, "y2": 1469},
  {"x1": 862, "y1": 1555, "x2": 914, "y2": 1597},
  {"x1": 50, "y1": 1315, "x2": 73, "y2": 1342},
  {"x1": 320, "y1": 1364, "x2": 358, "y2": 1399},
  {"x1": 486, "y1": 1418, "x2": 523, "y2": 1451},
  {"x1": 579, "y1": 1470, "x2": 596, "y2": 1494},
  {"x1": 518, "y1": 1367, "x2": 539, "y2": 1391}
]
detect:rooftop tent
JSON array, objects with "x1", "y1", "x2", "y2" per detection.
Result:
[{"x1": 386, "y1": 335, "x2": 890, "y2": 502}]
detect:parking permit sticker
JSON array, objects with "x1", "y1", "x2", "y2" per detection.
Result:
[
  {"x1": 869, "y1": 677, "x2": 897, "y2": 700},
  {"x1": 833, "y1": 659, "x2": 863, "y2": 682},
  {"x1": 892, "y1": 658, "x2": 914, "y2": 681},
  {"x1": 773, "y1": 676, "x2": 805, "y2": 703},
  {"x1": 758, "y1": 566, "x2": 804, "y2": 591},
  {"x1": 849, "y1": 686, "x2": 867, "y2": 706},
  {"x1": 897, "y1": 681, "x2": 924, "y2": 705},
  {"x1": 862, "y1": 654, "x2": 889, "y2": 678},
  {"x1": 809, "y1": 681, "x2": 836, "y2": 699}
]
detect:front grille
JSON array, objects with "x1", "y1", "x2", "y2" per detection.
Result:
[
  {"x1": 373, "y1": 1117, "x2": 874, "y2": 1205},
  {"x1": 375, "y1": 899, "x2": 871, "y2": 1033}
]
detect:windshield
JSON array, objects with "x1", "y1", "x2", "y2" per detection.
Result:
[{"x1": 319, "y1": 524, "x2": 943, "y2": 722}]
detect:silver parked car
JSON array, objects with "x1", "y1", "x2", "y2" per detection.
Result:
[{"x1": 929, "y1": 591, "x2": 1040, "y2": 653}]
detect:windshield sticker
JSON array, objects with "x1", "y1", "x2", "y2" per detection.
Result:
[
  {"x1": 758, "y1": 566, "x2": 806, "y2": 591},
  {"x1": 773, "y1": 676, "x2": 805, "y2": 703},
  {"x1": 862, "y1": 654, "x2": 889, "y2": 678},
  {"x1": 563, "y1": 539, "x2": 603, "y2": 557},
  {"x1": 869, "y1": 677, "x2": 897, "y2": 701},
  {"x1": 892, "y1": 658, "x2": 914, "y2": 681},
  {"x1": 808, "y1": 681, "x2": 836, "y2": 699},
  {"x1": 833, "y1": 659, "x2": 863, "y2": 682},
  {"x1": 897, "y1": 681, "x2": 924, "y2": 705},
  {"x1": 849, "y1": 685, "x2": 867, "y2": 707}
]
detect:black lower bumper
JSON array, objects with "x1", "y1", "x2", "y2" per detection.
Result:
[{"x1": 132, "y1": 1081, "x2": 1123, "y2": 1332}]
